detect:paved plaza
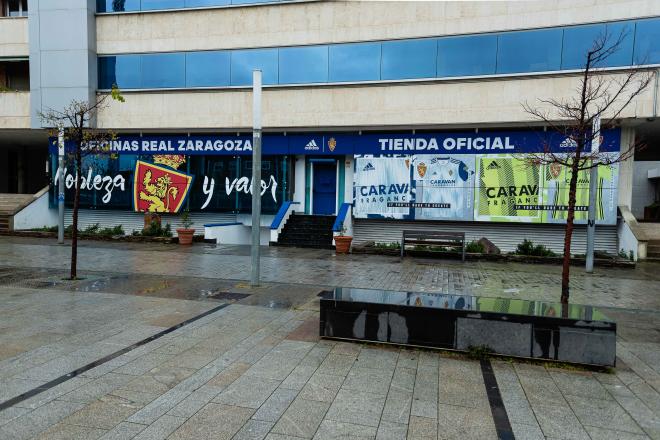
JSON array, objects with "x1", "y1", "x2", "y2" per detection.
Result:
[{"x1": 0, "y1": 236, "x2": 659, "y2": 439}]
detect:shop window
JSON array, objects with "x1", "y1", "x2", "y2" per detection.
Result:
[
  {"x1": 437, "y1": 34, "x2": 497, "y2": 77},
  {"x1": 98, "y1": 55, "x2": 141, "y2": 89},
  {"x1": 141, "y1": 53, "x2": 185, "y2": 88},
  {"x1": 329, "y1": 42, "x2": 381, "y2": 82},
  {"x1": 634, "y1": 18, "x2": 660, "y2": 65},
  {"x1": 230, "y1": 48, "x2": 278, "y2": 86},
  {"x1": 186, "y1": 51, "x2": 230, "y2": 87},
  {"x1": 381, "y1": 38, "x2": 437, "y2": 80},
  {"x1": 497, "y1": 28, "x2": 562, "y2": 74},
  {"x1": 279, "y1": 45, "x2": 329, "y2": 84}
]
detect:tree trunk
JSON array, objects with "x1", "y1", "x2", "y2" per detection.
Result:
[
  {"x1": 71, "y1": 148, "x2": 82, "y2": 280},
  {"x1": 561, "y1": 159, "x2": 581, "y2": 304}
]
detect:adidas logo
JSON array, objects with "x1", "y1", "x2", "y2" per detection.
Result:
[
  {"x1": 304, "y1": 139, "x2": 319, "y2": 150},
  {"x1": 487, "y1": 161, "x2": 500, "y2": 170},
  {"x1": 363, "y1": 162, "x2": 375, "y2": 172},
  {"x1": 560, "y1": 137, "x2": 578, "y2": 148}
]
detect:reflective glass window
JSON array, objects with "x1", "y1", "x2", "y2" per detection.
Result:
[
  {"x1": 278, "y1": 46, "x2": 329, "y2": 84},
  {"x1": 381, "y1": 39, "x2": 437, "y2": 80},
  {"x1": 140, "y1": 0, "x2": 184, "y2": 10},
  {"x1": 603, "y1": 21, "x2": 635, "y2": 66},
  {"x1": 230, "y1": 48, "x2": 278, "y2": 86},
  {"x1": 231, "y1": 0, "x2": 280, "y2": 4},
  {"x1": 97, "y1": 0, "x2": 140, "y2": 12},
  {"x1": 141, "y1": 53, "x2": 185, "y2": 88},
  {"x1": 497, "y1": 28, "x2": 562, "y2": 74},
  {"x1": 186, "y1": 51, "x2": 230, "y2": 87},
  {"x1": 634, "y1": 18, "x2": 660, "y2": 64},
  {"x1": 99, "y1": 55, "x2": 141, "y2": 89},
  {"x1": 329, "y1": 42, "x2": 381, "y2": 82},
  {"x1": 562, "y1": 24, "x2": 606, "y2": 69},
  {"x1": 437, "y1": 34, "x2": 497, "y2": 77},
  {"x1": 185, "y1": 0, "x2": 230, "y2": 6}
]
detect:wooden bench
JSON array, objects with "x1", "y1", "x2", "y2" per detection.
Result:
[{"x1": 401, "y1": 230, "x2": 466, "y2": 261}]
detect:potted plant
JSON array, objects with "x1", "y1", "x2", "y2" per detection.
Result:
[
  {"x1": 334, "y1": 225, "x2": 353, "y2": 254},
  {"x1": 176, "y1": 210, "x2": 195, "y2": 245}
]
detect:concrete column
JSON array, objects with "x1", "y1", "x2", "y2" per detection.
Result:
[{"x1": 28, "y1": 0, "x2": 97, "y2": 128}]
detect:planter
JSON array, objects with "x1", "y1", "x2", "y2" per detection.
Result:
[
  {"x1": 335, "y1": 236, "x2": 353, "y2": 254},
  {"x1": 176, "y1": 228, "x2": 195, "y2": 245}
]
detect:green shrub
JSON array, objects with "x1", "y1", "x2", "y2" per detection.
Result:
[
  {"x1": 83, "y1": 223, "x2": 100, "y2": 234},
  {"x1": 374, "y1": 242, "x2": 400, "y2": 250},
  {"x1": 516, "y1": 239, "x2": 556, "y2": 257},
  {"x1": 140, "y1": 220, "x2": 172, "y2": 237},
  {"x1": 98, "y1": 225, "x2": 124, "y2": 236},
  {"x1": 465, "y1": 240, "x2": 485, "y2": 253}
]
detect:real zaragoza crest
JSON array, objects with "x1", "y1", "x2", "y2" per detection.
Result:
[
  {"x1": 417, "y1": 162, "x2": 427, "y2": 178},
  {"x1": 327, "y1": 137, "x2": 336, "y2": 152},
  {"x1": 133, "y1": 155, "x2": 193, "y2": 213}
]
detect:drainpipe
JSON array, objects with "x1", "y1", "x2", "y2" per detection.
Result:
[{"x1": 654, "y1": 69, "x2": 659, "y2": 119}]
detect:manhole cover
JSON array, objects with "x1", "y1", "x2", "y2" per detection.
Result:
[{"x1": 207, "y1": 291, "x2": 250, "y2": 301}]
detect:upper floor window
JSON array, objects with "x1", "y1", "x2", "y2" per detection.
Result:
[
  {"x1": 2, "y1": 0, "x2": 28, "y2": 17},
  {"x1": 97, "y1": 0, "x2": 285, "y2": 12},
  {"x1": 98, "y1": 17, "x2": 660, "y2": 90}
]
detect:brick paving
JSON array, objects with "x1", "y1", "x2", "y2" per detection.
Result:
[{"x1": 0, "y1": 236, "x2": 659, "y2": 439}]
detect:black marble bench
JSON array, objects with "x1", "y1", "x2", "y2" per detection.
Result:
[{"x1": 319, "y1": 288, "x2": 616, "y2": 367}]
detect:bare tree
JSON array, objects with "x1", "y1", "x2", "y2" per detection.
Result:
[
  {"x1": 40, "y1": 87, "x2": 124, "y2": 280},
  {"x1": 522, "y1": 30, "x2": 653, "y2": 304}
]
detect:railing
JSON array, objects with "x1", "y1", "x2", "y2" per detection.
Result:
[
  {"x1": 332, "y1": 202, "x2": 352, "y2": 233},
  {"x1": 270, "y1": 201, "x2": 299, "y2": 243}
]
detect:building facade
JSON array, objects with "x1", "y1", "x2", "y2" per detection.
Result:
[{"x1": 1, "y1": 0, "x2": 660, "y2": 257}]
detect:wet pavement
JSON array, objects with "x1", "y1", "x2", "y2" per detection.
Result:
[{"x1": 0, "y1": 236, "x2": 659, "y2": 439}]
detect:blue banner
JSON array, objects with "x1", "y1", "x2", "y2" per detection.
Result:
[{"x1": 48, "y1": 128, "x2": 621, "y2": 156}]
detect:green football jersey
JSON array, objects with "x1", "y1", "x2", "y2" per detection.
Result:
[
  {"x1": 476, "y1": 157, "x2": 540, "y2": 221},
  {"x1": 544, "y1": 162, "x2": 615, "y2": 221}
]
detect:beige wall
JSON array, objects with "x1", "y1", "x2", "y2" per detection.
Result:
[
  {"x1": 97, "y1": 73, "x2": 658, "y2": 130},
  {"x1": 96, "y1": 0, "x2": 660, "y2": 54},
  {"x1": 0, "y1": 91, "x2": 30, "y2": 128},
  {"x1": 0, "y1": 17, "x2": 28, "y2": 58}
]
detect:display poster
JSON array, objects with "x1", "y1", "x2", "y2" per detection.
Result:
[
  {"x1": 353, "y1": 154, "x2": 619, "y2": 225},
  {"x1": 48, "y1": 153, "x2": 291, "y2": 214}
]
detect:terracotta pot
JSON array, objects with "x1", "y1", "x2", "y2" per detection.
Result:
[
  {"x1": 176, "y1": 228, "x2": 195, "y2": 245},
  {"x1": 335, "y1": 236, "x2": 353, "y2": 254}
]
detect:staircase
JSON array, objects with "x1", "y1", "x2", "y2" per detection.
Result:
[
  {"x1": 637, "y1": 222, "x2": 660, "y2": 260},
  {"x1": 275, "y1": 214, "x2": 336, "y2": 249},
  {"x1": 0, "y1": 193, "x2": 34, "y2": 232}
]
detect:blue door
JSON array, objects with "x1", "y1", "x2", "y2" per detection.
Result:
[{"x1": 313, "y1": 163, "x2": 337, "y2": 215}]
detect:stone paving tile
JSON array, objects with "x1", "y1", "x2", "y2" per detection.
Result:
[
  {"x1": 62, "y1": 395, "x2": 142, "y2": 429},
  {"x1": 407, "y1": 415, "x2": 436, "y2": 439},
  {"x1": 13, "y1": 377, "x2": 92, "y2": 410},
  {"x1": 252, "y1": 387, "x2": 299, "y2": 422},
  {"x1": 60, "y1": 373, "x2": 136, "y2": 404},
  {"x1": 234, "y1": 419, "x2": 275, "y2": 440},
  {"x1": 271, "y1": 397, "x2": 330, "y2": 438},
  {"x1": 436, "y1": 403, "x2": 497, "y2": 440},
  {"x1": 584, "y1": 425, "x2": 652, "y2": 440},
  {"x1": 316, "y1": 354, "x2": 355, "y2": 377},
  {"x1": 510, "y1": 422, "x2": 545, "y2": 440},
  {"x1": 97, "y1": 422, "x2": 147, "y2": 440},
  {"x1": 299, "y1": 373, "x2": 343, "y2": 403},
  {"x1": 566, "y1": 394, "x2": 645, "y2": 435},
  {"x1": 313, "y1": 419, "x2": 377, "y2": 439},
  {"x1": 353, "y1": 348, "x2": 398, "y2": 371},
  {"x1": 265, "y1": 434, "x2": 307, "y2": 440},
  {"x1": 549, "y1": 369, "x2": 613, "y2": 400},
  {"x1": 437, "y1": 378, "x2": 489, "y2": 409},
  {"x1": 133, "y1": 414, "x2": 186, "y2": 440},
  {"x1": 0, "y1": 405, "x2": 30, "y2": 426},
  {"x1": 280, "y1": 365, "x2": 318, "y2": 391},
  {"x1": 113, "y1": 353, "x2": 174, "y2": 376},
  {"x1": 380, "y1": 389, "x2": 412, "y2": 425},
  {"x1": 1, "y1": 399, "x2": 86, "y2": 440},
  {"x1": 169, "y1": 403, "x2": 253, "y2": 440},
  {"x1": 389, "y1": 367, "x2": 415, "y2": 393},
  {"x1": 375, "y1": 420, "x2": 407, "y2": 440},
  {"x1": 341, "y1": 367, "x2": 392, "y2": 396},
  {"x1": 325, "y1": 389, "x2": 385, "y2": 428},
  {"x1": 531, "y1": 402, "x2": 591, "y2": 440},
  {"x1": 126, "y1": 388, "x2": 191, "y2": 425},
  {"x1": 32, "y1": 422, "x2": 106, "y2": 440},
  {"x1": 214, "y1": 374, "x2": 281, "y2": 409},
  {"x1": 207, "y1": 362, "x2": 252, "y2": 388}
]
